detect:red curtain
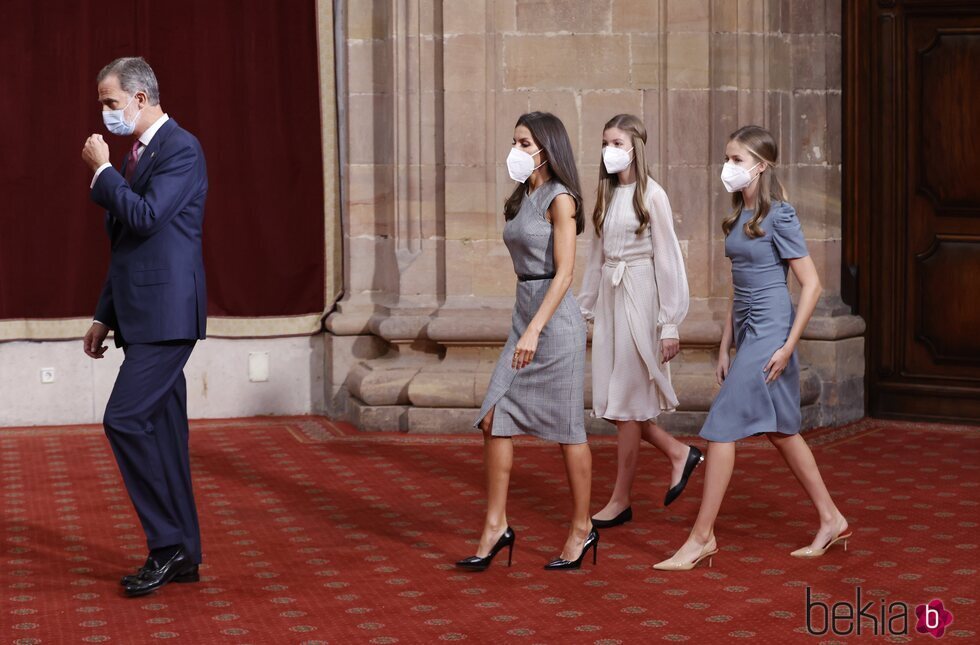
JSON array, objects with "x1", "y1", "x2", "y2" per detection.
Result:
[{"x1": 0, "y1": 0, "x2": 325, "y2": 321}]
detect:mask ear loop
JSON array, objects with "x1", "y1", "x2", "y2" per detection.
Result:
[
  {"x1": 613, "y1": 146, "x2": 635, "y2": 165},
  {"x1": 530, "y1": 147, "x2": 547, "y2": 172},
  {"x1": 125, "y1": 92, "x2": 145, "y2": 128},
  {"x1": 744, "y1": 160, "x2": 765, "y2": 187}
]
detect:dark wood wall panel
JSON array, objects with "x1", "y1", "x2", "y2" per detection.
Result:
[
  {"x1": 844, "y1": 0, "x2": 980, "y2": 423},
  {"x1": 915, "y1": 238, "x2": 980, "y2": 366},
  {"x1": 918, "y1": 32, "x2": 980, "y2": 209}
]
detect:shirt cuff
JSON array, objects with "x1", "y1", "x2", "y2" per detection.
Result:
[
  {"x1": 90, "y1": 163, "x2": 112, "y2": 189},
  {"x1": 93, "y1": 320, "x2": 108, "y2": 328},
  {"x1": 660, "y1": 324, "x2": 679, "y2": 340}
]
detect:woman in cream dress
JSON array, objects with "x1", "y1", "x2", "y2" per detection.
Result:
[{"x1": 579, "y1": 114, "x2": 703, "y2": 528}]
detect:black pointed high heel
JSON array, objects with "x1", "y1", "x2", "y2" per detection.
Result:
[
  {"x1": 544, "y1": 527, "x2": 599, "y2": 570},
  {"x1": 455, "y1": 527, "x2": 516, "y2": 571},
  {"x1": 664, "y1": 445, "x2": 704, "y2": 507}
]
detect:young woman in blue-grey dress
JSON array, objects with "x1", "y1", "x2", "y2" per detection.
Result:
[
  {"x1": 654, "y1": 126, "x2": 850, "y2": 571},
  {"x1": 455, "y1": 112, "x2": 596, "y2": 572}
]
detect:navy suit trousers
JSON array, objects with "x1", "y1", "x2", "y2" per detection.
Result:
[{"x1": 103, "y1": 341, "x2": 201, "y2": 563}]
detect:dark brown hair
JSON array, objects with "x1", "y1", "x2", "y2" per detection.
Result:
[{"x1": 504, "y1": 111, "x2": 584, "y2": 234}]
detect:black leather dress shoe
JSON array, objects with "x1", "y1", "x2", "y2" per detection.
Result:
[
  {"x1": 591, "y1": 506, "x2": 632, "y2": 529},
  {"x1": 123, "y1": 548, "x2": 196, "y2": 597},
  {"x1": 664, "y1": 445, "x2": 704, "y2": 506},
  {"x1": 120, "y1": 563, "x2": 199, "y2": 587}
]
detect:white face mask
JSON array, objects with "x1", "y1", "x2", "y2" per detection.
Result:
[
  {"x1": 507, "y1": 146, "x2": 545, "y2": 183},
  {"x1": 720, "y1": 160, "x2": 762, "y2": 193},
  {"x1": 102, "y1": 93, "x2": 142, "y2": 136},
  {"x1": 602, "y1": 146, "x2": 634, "y2": 174}
]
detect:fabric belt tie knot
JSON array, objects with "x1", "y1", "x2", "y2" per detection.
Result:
[
  {"x1": 603, "y1": 257, "x2": 661, "y2": 379},
  {"x1": 605, "y1": 258, "x2": 649, "y2": 287}
]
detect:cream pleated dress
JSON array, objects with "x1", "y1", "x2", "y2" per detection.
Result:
[{"x1": 578, "y1": 179, "x2": 690, "y2": 421}]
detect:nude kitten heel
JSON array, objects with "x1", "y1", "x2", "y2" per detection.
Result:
[
  {"x1": 790, "y1": 529, "x2": 852, "y2": 558},
  {"x1": 652, "y1": 540, "x2": 718, "y2": 571}
]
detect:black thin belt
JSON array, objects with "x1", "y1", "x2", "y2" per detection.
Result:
[{"x1": 517, "y1": 272, "x2": 556, "y2": 282}]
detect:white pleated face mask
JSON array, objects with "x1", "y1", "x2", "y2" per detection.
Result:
[
  {"x1": 720, "y1": 160, "x2": 762, "y2": 193},
  {"x1": 506, "y1": 147, "x2": 545, "y2": 183},
  {"x1": 602, "y1": 146, "x2": 634, "y2": 174}
]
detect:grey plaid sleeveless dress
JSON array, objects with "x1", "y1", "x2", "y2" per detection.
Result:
[{"x1": 474, "y1": 180, "x2": 588, "y2": 444}]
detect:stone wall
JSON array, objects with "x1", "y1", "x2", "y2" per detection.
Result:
[{"x1": 325, "y1": 0, "x2": 864, "y2": 433}]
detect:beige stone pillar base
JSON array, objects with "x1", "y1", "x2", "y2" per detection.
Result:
[{"x1": 325, "y1": 301, "x2": 831, "y2": 436}]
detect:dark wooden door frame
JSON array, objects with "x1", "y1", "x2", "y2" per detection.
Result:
[{"x1": 843, "y1": 0, "x2": 980, "y2": 423}]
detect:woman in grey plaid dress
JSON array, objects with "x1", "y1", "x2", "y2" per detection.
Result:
[{"x1": 456, "y1": 112, "x2": 596, "y2": 572}]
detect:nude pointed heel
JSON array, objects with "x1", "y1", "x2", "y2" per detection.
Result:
[
  {"x1": 652, "y1": 541, "x2": 718, "y2": 571},
  {"x1": 790, "y1": 530, "x2": 853, "y2": 558}
]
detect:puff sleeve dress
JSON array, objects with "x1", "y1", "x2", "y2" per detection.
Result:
[{"x1": 699, "y1": 201, "x2": 809, "y2": 442}]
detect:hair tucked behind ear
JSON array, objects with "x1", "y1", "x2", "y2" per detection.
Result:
[
  {"x1": 592, "y1": 114, "x2": 652, "y2": 237},
  {"x1": 503, "y1": 111, "x2": 584, "y2": 234},
  {"x1": 721, "y1": 125, "x2": 786, "y2": 239}
]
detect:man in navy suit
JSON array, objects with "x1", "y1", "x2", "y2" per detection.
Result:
[{"x1": 81, "y1": 57, "x2": 207, "y2": 597}]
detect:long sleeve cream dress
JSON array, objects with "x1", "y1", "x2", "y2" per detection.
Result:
[{"x1": 578, "y1": 178, "x2": 690, "y2": 421}]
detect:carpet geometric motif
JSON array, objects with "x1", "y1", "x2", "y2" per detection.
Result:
[{"x1": 2, "y1": 418, "x2": 977, "y2": 643}]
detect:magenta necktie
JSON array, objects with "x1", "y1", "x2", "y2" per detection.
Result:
[{"x1": 124, "y1": 140, "x2": 142, "y2": 183}]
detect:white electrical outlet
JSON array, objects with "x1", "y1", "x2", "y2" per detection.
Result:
[
  {"x1": 248, "y1": 352, "x2": 269, "y2": 382},
  {"x1": 40, "y1": 367, "x2": 56, "y2": 384}
]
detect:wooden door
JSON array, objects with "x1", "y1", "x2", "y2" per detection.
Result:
[{"x1": 845, "y1": 0, "x2": 980, "y2": 422}]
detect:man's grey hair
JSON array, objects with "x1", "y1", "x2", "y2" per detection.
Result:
[{"x1": 97, "y1": 57, "x2": 161, "y2": 105}]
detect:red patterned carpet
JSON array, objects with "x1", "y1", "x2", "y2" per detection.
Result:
[{"x1": 1, "y1": 417, "x2": 977, "y2": 644}]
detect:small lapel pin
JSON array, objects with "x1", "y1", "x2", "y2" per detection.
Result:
[{"x1": 150, "y1": 152, "x2": 156, "y2": 159}]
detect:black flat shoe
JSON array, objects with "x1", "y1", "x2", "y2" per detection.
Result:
[
  {"x1": 123, "y1": 548, "x2": 196, "y2": 597},
  {"x1": 591, "y1": 506, "x2": 632, "y2": 529},
  {"x1": 120, "y1": 563, "x2": 200, "y2": 587},
  {"x1": 455, "y1": 527, "x2": 516, "y2": 571},
  {"x1": 664, "y1": 445, "x2": 704, "y2": 507},
  {"x1": 544, "y1": 527, "x2": 599, "y2": 570}
]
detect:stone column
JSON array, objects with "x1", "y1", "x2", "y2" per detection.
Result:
[
  {"x1": 325, "y1": 0, "x2": 864, "y2": 433},
  {"x1": 326, "y1": 0, "x2": 448, "y2": 429}
]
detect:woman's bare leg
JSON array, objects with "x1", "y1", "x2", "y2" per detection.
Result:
[
  {"x1": 559, "y1": 441, "x2": 593, "y2": 559},
  {"x1": 593, "y1": 420, "x2": 641, "y2": 520},
  {"x1": 642, "y1": 420, "x2": 695, "y2": 487},
  {"x1": 767, "y1": 432, "x2": 848, "y2": 550},
  {"x1": 475, "y1": 407, "x2": 513, "y2": 557},
  {"x1": 658, "y1": 441, "x2": 734, "y2": 564}
]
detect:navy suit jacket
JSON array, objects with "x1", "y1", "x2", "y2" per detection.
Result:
[{"x1": 92, "y1": 118, "x2": 208, "y2": 346}]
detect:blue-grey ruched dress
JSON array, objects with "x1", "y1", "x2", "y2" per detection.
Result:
[
  {"x1": 474, "y1": 180, "x2": 588, "y2": 444},
  {"x1": 700, "y1": 201, "x2": 809, "y2": 442}
]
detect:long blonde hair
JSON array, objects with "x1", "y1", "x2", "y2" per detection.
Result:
[
  {"x1": 721, "y1": 125, "x2": 786, "y2": 239},
  {"x1": 592, "y1": 114, "x2": 652, "y2": 237}
]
